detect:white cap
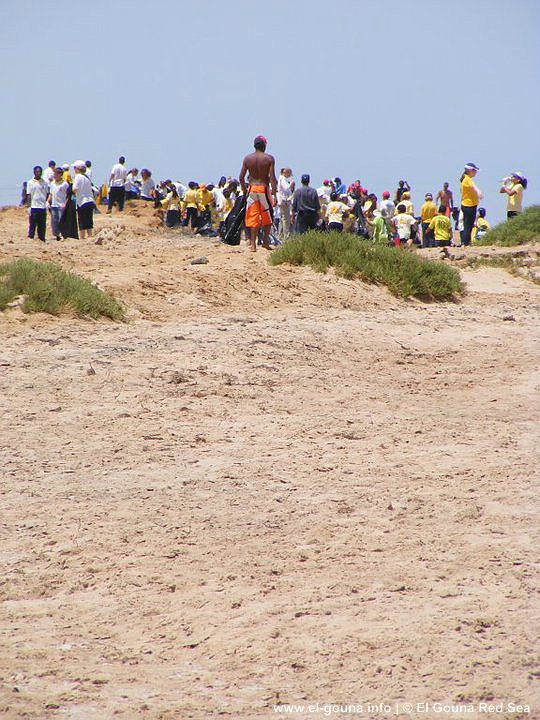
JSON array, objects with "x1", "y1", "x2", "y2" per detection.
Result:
[{"x1": 73, "y1": 160, "x2": 86, "y2": 168}]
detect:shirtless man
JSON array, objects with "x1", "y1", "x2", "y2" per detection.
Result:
[
  {"x1": 239, "y1": 135, "x2": 278, "y2": 251},
  {"x1": 436, "y1": 182, "x2": 454, "y2": 217}
]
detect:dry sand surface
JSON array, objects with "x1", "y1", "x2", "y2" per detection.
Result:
[{"x1": 1, "y1": 204, "x2": 539, "y2": 720}]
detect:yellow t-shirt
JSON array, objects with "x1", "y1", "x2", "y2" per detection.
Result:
[
  {"x1": 184, "y1": 189, "x2": 200, "y2": 209},
  {"x1": 461, "y1": 175, "x2": 478, "y2": 207},
  {"x1": 472, "y1": 216, "x2": 490, "y2": 241},
  {"x1": 221, "y1": 197, "x2": 233, "y2": 219},
  {"x1": 395, "y1": 199, "x2": 414, "y2": 216},
  {"x1": 429, "y1": 214, "x2": 452, "y2": 242},
  {"x1": 507, "y1": 183, "x2": 523, "y2": 212},
  {"x1": 161, "y1": 192, "x2": 182, "y2": 211},
  {"x1": 476, "y1": 217, "x2": 490, "y2": 232},
  {"x1": 198, "y1": 189, "x2": 214, "y2": 207},
  {"x1": 420, "y1": 201, "x2": 437, "y2": 222}
]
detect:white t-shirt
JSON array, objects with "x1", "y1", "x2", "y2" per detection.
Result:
[
  {"x1": 173, "y1": 181, "x2": 187, "y2": 198},
  {"x1": 43, "y1": 167, "x2": 55, "y2": 185},
  {"x1": 327, "y1": 201, "x2": 349, "y2": 224},
  {"x1": 27, "y1": 178, "x2": 49, "y2": 209},
  {"x1": 49, "y1": 180, "x2": 70, "y2": 208},
  {"x1": 212, "y1": 187, "x2": 224, "y2": 207},
  {"x1": 380, "y1": 199, "x2": 395, "y2": 219},
  {"x1": 140, "y1": 177, "x2": 155, "y2": 198},
  {"x1": 317, "y1": 185, "x2": 331, "y2": 203},
  {"x1": 394, "y1": 212, "x2": 416, "y2": 239},
  {"x1": 125, "y1": 172, "x2": 139, "y2": 193},
  {"x1": 110, "y1": 162, "x2": 128, "y2": 187},
  {"x1": 72, "y1": 174, "x2": 94, "y2": 207},
  {"x1": 277, "y1": 175, "x2": 294, "y2": 203}
]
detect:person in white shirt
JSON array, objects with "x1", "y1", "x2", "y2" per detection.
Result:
[
  {"x1": 26, "y1": 166, "x2": 49, "y2": 241},
  {"x1": 379, "y1": 191, "x2": 395, "y2": 219},
  {"x1": 107, "y1": 155, "x2": 128, "y2": 213},
  {"x1": 43, "y1": 160, "x2": 56, "y2": 186},
  {"x1": 394, "y1": 203, "x2": 418, "y2": 246},
  {"x1": 277, "y1": 167, "x2": 295, "y2": 240},
  {"x1": 211, "y1": 183, "x2": 224, "y2": 210},
  {"x1": 125, "y1": 168, "x2": 140, "y2": 199},
  {"x1": 72, "y1": 161, "x2": 94, "y2": 238},
  {"x1": 172, "y1": 181, "x2": 187, "y2": 199},
  {"x1": 316, "y1": 179, "x2": 332, "y2": 205},
  {"x1": 140, "y1": 169, "x2": 155, "y2": 200},
  {"x1": 47, "y1": 167, "x2": 70, "y2": 240}
]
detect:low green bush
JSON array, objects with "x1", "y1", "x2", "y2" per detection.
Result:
[
  {"x1": 269, "y1": 231, "x2": 463, "y2": 300},
  {"x1": 0, "y1": 259, "x2": 125, "y2": 320}
]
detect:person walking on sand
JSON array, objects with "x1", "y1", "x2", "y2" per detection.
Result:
[
  {"x1": 72, "y1": 161, "x2": 94, "y2": 239},
  {"x1": 428, "y1": 205, "x2": 453, "y2": 247},
  {"x1": 26, "y1": 165, "x2": 49, "y2": 241},
  {"x1": 239, "y1": 135, "x2": 278, "y2": 252},
  {"x1": 460, "y1": 162, "x2": 483, "y2": 246},
  {"x1": 47, "y1": 166, "x2": 70, "y2": 241},
  {"x1": 107, "y1": 155, "x2": 128, "y2": 213}
]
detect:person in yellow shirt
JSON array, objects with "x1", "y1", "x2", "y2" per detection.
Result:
[
  {"x1": 161, "y1": 186, "x2": 183, "y2": 227},
  {"x1": 61, "y1": 163, "x2": 72, "y2": 184},
  {"x1": 499, "y1": 172, "x2": 527, "y2": 219},
  {"x1": 428, "y1": 205, "x2": 453, "y2": 247},
  {"x1": 196, "y1": 184, "x2": 214, "y2": 231},
  {"x1": 397, "y1": 190, "x2": 414, "y2": 216},
  {"x1": 217, "y1": 188, "x2": 234, "y2": 236},
  {"x1": 197, "y1": 184, "x2": 214, "y2": 208},
  {"x1": 420, "y1": 193, "x2": 438, "y2": 247},
  {"x1": 472, "y1": 208, "x2": 491, "y2": 243},
  {"x1": 460, "y1": 162, "x2": 483, "y2": 246},
  {"x1": 183, "y1": 181, "x2": 202, "y2": 232}
]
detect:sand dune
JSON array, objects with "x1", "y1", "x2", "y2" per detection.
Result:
[{"x1": 1, "y1": 203, "x2": 539, "y2": 719}]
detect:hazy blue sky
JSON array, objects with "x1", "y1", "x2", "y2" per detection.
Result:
[{"x1": 2, "y1": 0, "x2": 538, "y2": 223}]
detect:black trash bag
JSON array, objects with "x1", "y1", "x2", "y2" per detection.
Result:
[
  {"x1": 354, "y1": 201, "x2": 370, "y2": 239},
  {"x1": 221, "y1": 195, "x2": 246, "y2": 246},
  {"x1": 59, "y1": 194, "x2": 79, "y2": 240}
]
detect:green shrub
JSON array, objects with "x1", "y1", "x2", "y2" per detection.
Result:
[
  {"x1": 475, "y1": 205, "x2": 540, "y2": 246},
  {"x1": 269, "y1": 231, "x2": 463, "y2": 300},
  {"x1": 0, "y1": 283, "x2": 17, "y2": 310},
  {"x1": 0, "y1": 259, "x2": 125, "y2": 320}
]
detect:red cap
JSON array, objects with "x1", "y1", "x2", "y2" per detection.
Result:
[
  {"x1": 254, "y1": 135, "x2": 267, "y2": 145},
  {"x1": 382, "y1": 191, "x2": 390, "y2": 199}
]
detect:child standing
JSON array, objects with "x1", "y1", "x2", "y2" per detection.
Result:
[{"x1": 428, "y1": 205, "x2": 453, "y2": 247}]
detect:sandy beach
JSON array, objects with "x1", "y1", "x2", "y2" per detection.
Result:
[{"x1": 1, "y1": 204, "x2": 539, "y2": 719}]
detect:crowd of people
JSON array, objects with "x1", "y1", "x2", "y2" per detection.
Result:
[{"x1": 23, "y1": 143, "x2": 528, "y2": 251}]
